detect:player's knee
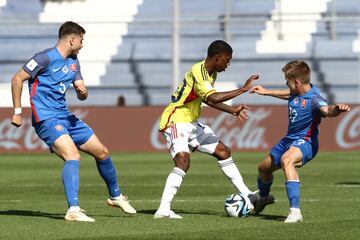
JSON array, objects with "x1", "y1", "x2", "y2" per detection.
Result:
[
  {"x1": 257, "y1": 162, "x2": 272, "y2": 176},
  {"x1": 214, "y1": 143, "x2": 231, "y2": 160},
  {"x1": 257, "y1": 163, "x2": 267, "y2": 175},
  {"x1": 174, "y1": 152, "x2": 190, "y2": 172},
  {"x1": 280, "y1": 156, "x2": 293, "y2": 168},
  {"x1": 97, "y1": 146, "x2": 110, "y2": 160},
  {"x1": 222, "y1": 145, "x2": 231, "y2": 157},
  {"x1": 63, "y1": 151, "x2": 81, "y2": 161}
]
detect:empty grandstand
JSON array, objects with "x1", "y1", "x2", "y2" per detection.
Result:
[{"x1": 0, "y1": 0, "x2": 359, "y2": 107}]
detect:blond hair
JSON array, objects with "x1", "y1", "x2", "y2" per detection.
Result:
[{"x1": 282, "y1": 60, "x2": 311, "y2": 84}]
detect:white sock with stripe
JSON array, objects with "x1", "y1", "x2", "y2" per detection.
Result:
[
  {"x1": 218, "y1": 157, "x2": 252, "y2": 196},
  {"x1": 157, "y1": 167, "x2": 186, "y2": 213}
]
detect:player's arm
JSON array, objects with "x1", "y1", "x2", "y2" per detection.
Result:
[
  {"x1": 205, "y1": 101, "x2": 250, "y2": 121},
  {"x1": 319, "y1": 104, "x2": 350, "y2": 117},
  {"x1": 11, "y1": 69, "x2": 30, "y2": 127},
  {"x1": 206, "y1": 74, "x2": 259, "y2": 104},
  {"x1": 73, "y1": 79, "x2": 88, "y2": 101},
  {"x1": 250, "y1": 85, "x2": 290, "y2": 100}
]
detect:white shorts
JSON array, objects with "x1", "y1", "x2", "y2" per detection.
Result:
[{"x1": 162, "y1": 121, "x2": 220, "y2": 159}]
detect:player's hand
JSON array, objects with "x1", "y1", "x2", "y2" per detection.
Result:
[
  {"x1": 232, "y1": 104, "x2": 250, "y2": 121},
  {"x1": 11, "y1": 114, "x2": 23, "y2": 127},
  {"x1": 242, "y1": 74, "x2": 259, "y2": 91},
  {"x1": 75, "y1": 85, "x2": 88, "y2": 100},
  {"x1": 335, "y1": 104, "x2": 351, "y2": 112},
  {"x1": 250, "y1": 85, "x2": 268, "y2": 95}
]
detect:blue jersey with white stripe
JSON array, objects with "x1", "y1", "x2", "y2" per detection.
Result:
[
  {"x1": 286, "y1": 85, "x2": 328, "y2": 141},
  {"x1": 23, "y1": 47, "x2": 83, "y2": 124}
]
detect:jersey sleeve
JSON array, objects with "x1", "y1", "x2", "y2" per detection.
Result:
[
  {"x1": 311, "y1": 93, "x2": 328, "y2": 112},
  {"x1": 192, "y1": 64, "x2": 216, "y2": 100},
  {"x1": 73, "y1": 59, "x2": 83, "y2": 82},
  {"x1": 22, "y1": 52, "x2": 50, "y2": 79}
]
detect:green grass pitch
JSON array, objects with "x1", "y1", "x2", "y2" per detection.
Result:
[{"x1": 0, "y1": 151, "x2": 359, "y2": 240}]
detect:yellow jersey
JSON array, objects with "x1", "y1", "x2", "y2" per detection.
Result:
[{"x1": 159, "y1": 60, "x2": 217, "y2": 131}]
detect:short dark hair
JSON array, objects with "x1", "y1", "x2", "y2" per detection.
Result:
[
  {"x1": 58, "y1": 21, "x2": 85, "y2": 39},
  {"x1": 282, "y1": 60, "x2": 311, "y2": 84},
  {"x1": 207, "y1": 40, "x2": 233, "y2": 57}
]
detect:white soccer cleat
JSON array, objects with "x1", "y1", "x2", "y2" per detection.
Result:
[
  {"x1": 154, "y1": 210, "x2": 183, "y2": 219},
  {"x1": 64, "y1": 207, "x2": 95, "y2": 222},
  {"x1": 284, "y1": 208, "x2": 303, "y2": 223},
  {"x1": 107, "y1": 194, "x2": 137, "y2": 214}
]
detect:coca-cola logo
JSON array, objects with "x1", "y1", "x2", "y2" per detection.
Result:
[
  {"x1": 150, "y1": 108, "x2": 271, "y2": 150},
  {"x1": 0, "y1": 109, "x2": 88, "y2": 151},
  {"x1": 336, "y1": 106, "x2": 360, "y2": 148},
  {"x1": 0, "y1": 118, "x2": 47, "y2": 150}
]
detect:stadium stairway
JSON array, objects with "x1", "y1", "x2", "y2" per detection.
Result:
[
  {"x1": 256, "y1": 0, "x2": 332, "y2": 54},
  {"x1": 39, "y1": 0, "x2": 143, "y2": 87}
]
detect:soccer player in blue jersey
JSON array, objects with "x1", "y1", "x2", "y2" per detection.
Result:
[
  {"x1": 249, "y1": 60, "x2": 350, "y2": 223},
  {"x1": 10, "y1": 21, "x2": 136, "y2": 222}
]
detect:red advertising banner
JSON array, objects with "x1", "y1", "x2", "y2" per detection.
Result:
[{"x1": 0, "y1": 105, "x2": 359, "y2": 153}]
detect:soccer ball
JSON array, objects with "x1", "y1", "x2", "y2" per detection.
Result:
[{"x1": 224, "y1": 193, "x2": 253, "y2": 217}]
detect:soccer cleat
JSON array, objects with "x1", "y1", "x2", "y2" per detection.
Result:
[
  {"x1": 154, "y1": 210, "x2": 183, "y2": 219},
  {"x1": 64, "y1": 207, "x2": 95, "y2": 222},
  {"x1": 248, "y1": 193, "x2": 275, "y2": 215},
  {"x1": 107, "y1": 194, "x2": 137, "y2": 214},
  {"x1": 284, "y1": 208, "x2": 303, "y2": 223},
  {"x1": 247, "y1": 193, "x2": 258, "y2": 206}
]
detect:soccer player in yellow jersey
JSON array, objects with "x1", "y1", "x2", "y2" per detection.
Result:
[{"x1": 154, "y1": 40, "x2": 259, "y2": 219}]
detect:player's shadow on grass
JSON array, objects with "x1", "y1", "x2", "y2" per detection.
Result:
[
  {"x1": 336, "y1": 181, "x2": 360, "y2": 185},
  {"x1": 175, "y1": 209, "x2": 221, "y2": 216},
  {"x1": 137, "y1": 209, "x2": 156, "y2": 215},
  {"x1": 138, "y1": 209, "x2": 284, "y2": 220},
  {"x1": 252, "y1": 213, "x2": 285, "y2": 222},
  {"x1": 0, "y1": 210, "x2": 64, "y2": 220},
  {"x1": 138, "y1": 209, "x2": 221, "y2": 216}
]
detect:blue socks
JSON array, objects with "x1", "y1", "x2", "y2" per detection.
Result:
[
  {"x1": 257, "y1": 177, "x2": 273, "y2": 197},
  {"x1": 62, "y1": 157, "x2": 121, "y2": 208},
  {"x1": 96, "y1": 157, "x2": 121, "y2": 198},
  {"x1": 62, "y1": 160, "x2": 80, "y2": 207},
  {"x1": 286, "y1": 181, "x2": 300, "y2": 208}
]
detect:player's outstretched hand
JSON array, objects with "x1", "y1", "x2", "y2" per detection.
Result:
[
  {"x1": 11, "y1": 114, "x2": 23, "y2": 127},
  {"x1": 242, "y1": 74, "x2": 259, "y2": 91},
  {"x1": 250, "y1": 85, "x2": 268, "y2": 95},
  {"x1": 233, "y1": 103, "x2": 250, "y2": 121},
  {"x1": 336, "y1": 104, "x2": 351, "y2": 112}
]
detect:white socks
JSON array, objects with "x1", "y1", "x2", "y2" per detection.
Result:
[
  {"x1": 158, "y1": 158, "x2": 251, "y2": 213},
  {"x1": 218, "y1": 157, "x2": 251, "y2": 196},
  {"x1": 290, "y1": 207, "x2": 301, "y2": 213},
  {"x1": 68, "y1": 206, "x2": 81, "y2": 212},
  {"x1": 158, "y1": 167, "x2": 186, "y2": 212}
]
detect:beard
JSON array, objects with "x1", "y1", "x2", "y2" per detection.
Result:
[{"x1": 69, "y1": 51, "x2": 78, "y2": 59}]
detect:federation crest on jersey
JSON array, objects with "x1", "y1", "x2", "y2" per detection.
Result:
[
  {"x1": 301, "y1": 99, "x2": 307, "y2": 108},
  {"x1": 55, "y1": 124, "x2": 64, "y2": 131},
  {"x1": 62, "y1": 66, "x2": 69, "y2": 74},
  {"x1": 294, "y1": 97, "x2": 299, "y2": 105},
  {"x1": 69, "y1": 63, "x2": 77, "y2": 73}
]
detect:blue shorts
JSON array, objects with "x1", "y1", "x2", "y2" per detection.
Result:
[
  {"x1": 270, "y1": 137, "x2": 318, "y2": 167},
  {"x1": 34, "y1": 115, "x2": 94, "y2": 148}
]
